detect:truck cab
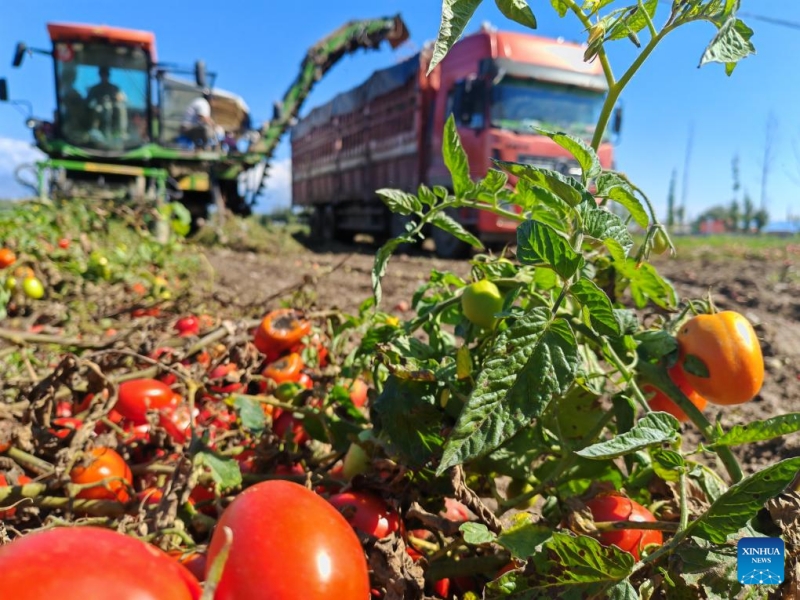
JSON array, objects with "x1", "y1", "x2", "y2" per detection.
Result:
[{"x1": 428, "y1": 27, "x2": 616, "y2": 254}]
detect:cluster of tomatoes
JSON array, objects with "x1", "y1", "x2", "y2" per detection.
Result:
[
  {"x1": 0, "y1": 247, "x2": 46, "y2": 300},
  {"x1": 0, "y1": 307, "x2": 433, "y2": 599}
]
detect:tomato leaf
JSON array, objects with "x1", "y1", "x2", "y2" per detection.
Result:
[
  {"x1": 496, "y1": 513, "x2": 552, "y2": 559},
  {"x1": 570, "y1": 277, "x2": 620, "y2": 337},
  {"x1": 712, "y1": 413, "x2": 800, "y2": 448},
  {"x1": 476, "y1": 168, "x2": 509, "y2": 199},
  {"x1": 606, "y1": 0, "x2": 658, "y2": 41},
  {"x1": 689, "y1": 457, "x2": 800, "y2": 544},
  {"x1": 429, "y1": 211, "x2": 484, "y2": 249},
  {"x1": 579, "y1": 203, "x2": 634, "y2": 257},
  {"x1": 438, "y1": 309, "x2": 579, "y2": 473},
  {"x1": 372, "y1": 375, "x2": 444, "y2": 468},
  {"x1": 485, "y1": 531, "x2": 635, "y2": 598},
  {"x1": 194, "y1": 450, "x2": 242, "y2": 492},
  {"x1": 700, "y1": 16, "x2": 755, "y2": 75},
  {"x1": 635, "y1": 330, "x2": 679, "y2": 363},
  {"x1": 670, "y1": 537, "x2": 743, "y2": 597},
  {"x1": 232, "y1": 395, "x2": 266, "y2": 434},
  {"x1": 576, "y1": 412, "x2": 681, "y2": 459},
  {"x1": 376, "y1": 188, "x2": 422, "y2": 216},
  {"x1": 461, "y1": 522, "x2": 497, "y2": 545},
  {"x1": 683, "y1": 353, "x2": 710, "y2": 378},
  {"x1": 517, "y1": 220, "x2": 583, "y2": 280},
  {"x1": 687, "y1": 463, "x2": 729, "y2": 503},
  {"x1": 595, "y1": 172, "x2": 649, "y2": 228},
  {"x1": 373, "y1": 236, "x2": 414, "y2": 305},
  {"x1": 536, "y1": 128, "x2": 601, "y2": 182},
  {"x1": 495, "y1": 0, "x2": 537, "y2": 29},
  {"x1": 606, "y1": 239, "x2": 678, "y2": 309},
  {"x1": 443, "y1": 114, "x2": 473, "y2": 197},
  {"x1": 650, "y1": 448, "x2": 685, "y2": 482},
  {"x1": 549, "y1": 0, "x2": 569, "y2": 17},
  {"x1": 495, "y1": 160, "x2": 595, "y2": 207},
  {"x1": 429, "y1": 0, "x2": 484, "y2": 74}
]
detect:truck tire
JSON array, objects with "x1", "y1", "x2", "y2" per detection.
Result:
[
  {"x1": 432, "y1": 224, "x2": 472, "y2": 259},
  {"x1": 310, "y1": 205, "x2": 339, "y2": 244}
]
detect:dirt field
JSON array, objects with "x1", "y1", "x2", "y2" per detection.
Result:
[{"x1": 204, "y1": 236, "x2": 800, "y2": 476}]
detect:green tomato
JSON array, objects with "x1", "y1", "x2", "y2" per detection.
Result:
[
  {"x1": 4, "y1": 277, "x2": 16, "y2": 292},
  {"x1": 461, "y1": 280, "x2": 504, "y2": 329},
  {"x1": 22, "y1": 277, "x2": 44, "y2": 299},
  {"x1": 651, "y1": 230, "x2": 670, "y2": 255}
]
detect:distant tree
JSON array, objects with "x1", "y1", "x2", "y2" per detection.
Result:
[
  {"x1": 729, "y1": 200, "x2": 740, "y2": 232},
  {"x1": 674, "y1": 205, "x2": 685, "y2": 226},
  {"x1": 666, "y1": 169, "x2": 677, "y2": 227},
  {"x1": 753, "y1": 208, "x2": 769, "y2": 233},
  {"x1": 742, "y1": 191, "x2": 754, "y2": 232}
]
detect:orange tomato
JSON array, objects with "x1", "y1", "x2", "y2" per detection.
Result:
[
  {"x1": 70, "y1": 446, "x2": 133, "y2": 502},
  {"x1": 676, "y1": 311, "x2": 764, "y2": 405},
  {"x1": 0, "y1": 249, "x2": 16, "y2": 269},
  {"x1": 253, "y1": 309, "x2": 311, "y2": 355},
  {"x1": 643, "y1": 364, "x2": 707, "y2": 422},
  {"x1": 262, "y1": 353, "x2": 304, "y2": 385}
]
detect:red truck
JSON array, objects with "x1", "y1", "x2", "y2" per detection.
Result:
[{"x1": 291, "y1": 24, "x2": 619, "y2": 258}]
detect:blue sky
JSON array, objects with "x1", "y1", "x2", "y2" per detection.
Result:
[{"x1": 1, "y1": 1, "x2": 799, "y2": 223}]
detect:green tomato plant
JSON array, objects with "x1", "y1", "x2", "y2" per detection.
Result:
[{"x1": 361, "y1": 1, "x2": 800, "y2": 597}]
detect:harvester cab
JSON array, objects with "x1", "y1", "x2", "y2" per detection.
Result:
[{"x1": 2, "y1": 16, "x2": 410, "y2": 222}]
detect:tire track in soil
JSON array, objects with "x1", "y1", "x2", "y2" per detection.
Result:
[{"x1": 205, "y1": 245, "x2": 800, "y2": 475}]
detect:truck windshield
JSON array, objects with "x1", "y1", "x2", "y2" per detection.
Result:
[
  {"x1": 490, "y1": 77, "x2": 605, "y2": 139},
  {"x1": 54, "y1": 42, "x2": 149, "y2": 151}
]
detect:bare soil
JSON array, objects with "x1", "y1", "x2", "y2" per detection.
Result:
[{"x1": 204, "y1": 238, "x2": 800, "y2": 476}]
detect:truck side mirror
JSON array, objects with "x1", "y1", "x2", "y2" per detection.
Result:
[
  {"x1": 195, "y1": 60, "x2": 207, "y2": 88},
  {"x1": 12, "y1": 42, "x2": 26, "y2": 68},
  {"x1": 0, "y1": 79, "x2": 7, "y2": 102},
  {"x1": 612, "y1": 106, "x2": 623, "y2": 135}
]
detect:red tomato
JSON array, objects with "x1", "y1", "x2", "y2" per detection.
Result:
[
  {"x1": 643, "y1": 363, "x2": 707, "y2": 423},
  {"x1": 207, "y1": 363, "x2": 244, "y2": 396},
  {"x1": 158, "y1": 402, "x2": 197, "y2": 444},
  {"x1": 348, "y1": 378, "x2": 369, "y2": 408},
  {"x1": 272, "y1": 412, "x2": 309, "y2": 445},
  {"x1": 262, "y1": 353, "x2": 304, "y2": 385},
  {"x1": 0, "y1": 526, "x2": 201, "y2": 599},
  {"x1": 585, "y1": 495, "x2": 663, "y2": 560},
  {"x1": 297, "y1": 373, "x2": 313, "y2": 389},
  {"x1": 69, "y1": 446, "x2": 133, "y2": 502},
  {"x1": 56, "y1": 400, "x2": 73, "y2": 417},
  {"x1": 116, "y1": 379, "x2": 179, "y2": 425},
  {"x1": 174, "y1": 316, "x2": 200, "y2": 336},
  {"x1": 442, "y1": 497, "x2": 471, "y2": 522},
  {"x1": 432, "y1": 578, "x2": 451, "y2": 598},
  {"x1": 328, "y1": 491, "x2": 400, "y2": 539},
  {"x1": 168, "y1": 550, "x2": 207, "y2": 583},
  {"x1": 58, "y1": 238, "x2": 71, "y2": 249},
  {"x1": 49, "y1": 417, "x2": 83, "y2": 440},
  {"x1": 206, "y1": 480, "x2": 370, "y2": 600}
]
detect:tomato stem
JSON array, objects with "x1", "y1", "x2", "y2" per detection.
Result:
[
  {"x1": 636, "y1": 361, "x2": 743, "y2": 483},
  {"x1": 593, "y1": 519, "x2": 679, "y2": 532}
]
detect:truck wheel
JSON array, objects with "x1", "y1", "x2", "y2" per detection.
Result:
[
  {"x1": 311, "y1": 205, "x2": 339, "y2": 244},
  {"x1": 432, "y1": 225, "x2": 472, "y2": 259}
]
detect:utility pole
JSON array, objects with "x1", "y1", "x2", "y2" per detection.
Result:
[
  {"x1": 760, "y1": 111, "x2": 778, "y2": 211},
  {"x1": 680, "y1": 123, "x2": 694, "y2": 226}
]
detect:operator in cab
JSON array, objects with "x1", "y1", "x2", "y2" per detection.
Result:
[
  {"x1": 86, "y1": 66, "x2": 128, "y2": 141},
  {"x1": 180, "y1": 91, "x2": 219, "y2": 150}
]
